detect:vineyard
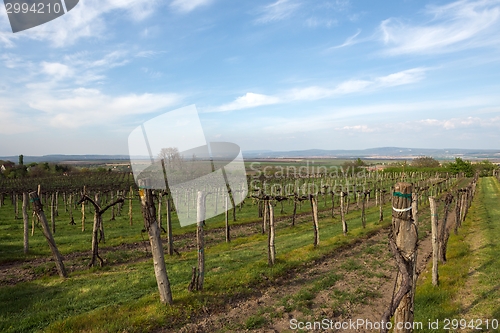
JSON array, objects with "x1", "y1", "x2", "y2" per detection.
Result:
[{"x1": 0, "y1": 166, "x2": 498, "y2": 332}]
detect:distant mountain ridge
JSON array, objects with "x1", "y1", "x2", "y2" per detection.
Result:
[{"x1": 1, "y1": 147, "x2": 500, "y2": 163}]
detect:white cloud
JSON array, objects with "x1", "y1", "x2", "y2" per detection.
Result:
[
  {"x1": 380, "y1": 0, "x2": 500, "y2": 55},
  {"x1": 28, "y1": 88, "x2": 182, "y2": 128},
  {"x1": 41, "y1": 62, "x2": 74, "y2": 80},
  {"x1": 206, "y1": 68, "x2": 428, "y2": 112},
  {"x1": 417, "y1": 116, "x2": 497, "y2": 130},
  {"x1": 170, "y1": 0, "x2": 213, "y2": 13},
  {"x1": 208, "y1": 93, "x2": 281, "y2": 112},
  {"x1": 256, "y1": 0, "x2": 301, "y2": 23},
  {"x1": 376, "y1": 68, "x2": 427, "y2": 87},
  {"x1": 339, "y1": 125, "x2": 374, "y2": 133}
]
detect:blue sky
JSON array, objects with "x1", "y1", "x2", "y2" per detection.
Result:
[{"x1": 1, "y1": 0, "x2": 500, "y2": 156}]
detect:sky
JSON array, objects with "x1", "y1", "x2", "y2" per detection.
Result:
[{"x1": 1, "y1": 0, "x2": 500, "y2": 156}]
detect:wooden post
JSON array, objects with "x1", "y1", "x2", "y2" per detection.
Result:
[
  {"x1": 22, "y1": 193, "x2": 29, "y2": 254},
  {"x1": 292, "y1": 195, "x2": 298, "y2": 226},
  {"x1": 225, "y1": 195, "x2": 230, "y2": 243},
  {"x1": 429, "y1": 197, "x2": 439, "y2": 286},
  {"x1": 81, "y1": 186, "x2": 86, "y2": 232},
  {"x1": 165, "y1": 195, "x2": 173, "y2": 256},
  {"x1": 340, "y1": 191, "x2": 347, "y2": 235},
  {"x1": 90, "y1": 193, "x2": 103, "y2": 267},
  {"x1": 196, "y1": 191, "x2": 206, "y2": 291},
  {"x1": 14, "y1": 193, "x2": 19, "y2": 220},
  {"x1": 29, "y1": 192, "x2": 67, "y2": 278},
  {"x1": 129, "y1": 186, "x2": 133, "y2": 226},
  {"x1": 379, "y1": 189, "x2": 385, "y2": 222},
  {"x1": 55, "y1": 192, "x2": 59, "y2": 217},
  {"x1": 51, "y1": 193, "x2": 56, "y2": 234},
  {"x1": 138, "y1": 181, "x2": 173, "y2": 305},
  {"x1": 331, "y1": 191, "x2": 335, "y2": 218},
  {"x1": 310, "y1": 195, "x2": 319, "y2": 247},
  {"x1": 381, "y1": 183, "x2": 416, "y2": 333},
  {"x1": 110, "y1": 191, "x2": 116, "y2": 221},
  {"x1": 454, "y1": 191, "x2": 461, "y2": 234},
  {"x1": 361, "y1": 191, "x2": 367, "y2": 228},
  {"x1": 439, "y1": 193, "x2": 453, "y2": 263},
  {"x1": 157, "y1": 193, "x2": 162, "y2": 230},
  {"x1": 262, "y1": 198, "x2": 268, "y2": 234},
  {"x1": 268, "y1": 200, "x2": 275, "y2": 266}
]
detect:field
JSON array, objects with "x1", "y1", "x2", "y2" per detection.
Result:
[{"x1": 0, "y1": 168, "x2": 498, "y2": 332}]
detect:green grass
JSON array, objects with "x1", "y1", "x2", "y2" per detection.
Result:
[{"x1": 414, "y1": 177, "x2": 500, "y2": 333}]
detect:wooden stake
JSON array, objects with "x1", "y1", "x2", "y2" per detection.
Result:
[
  {"x1": 382, "y1": 182, "x2": 417, "y2": 333},
  {"x1": 138, "y1": 181, "x2": 173, "y2": 305},
  {"x1": 166, "y1": 195, "x2": 173, "y2": 256},
  {"x1": 22, "y1": 193, "x2": 29, "y2": 254},
  {"x1": 268, "y1": 200, "x2": 275, "y2": 266},
  {"x1": 196, "y1": 191, "x2": 206, "y2": 291},
  {"x1": 310, "y1": 195, "x2": 319, "y2": 247},
  {"x1": 29, "y1": 192, "x2": 67, "y2": 278},
  {"x1": 429, "y1": 196, "x2": 439, "y2": 286},
  {"x1": 225, "y1": 195, "x2": 230, "y2": 243},
  {"x1": 340, "y1": 191, "x2": 347, "y2": 235}
]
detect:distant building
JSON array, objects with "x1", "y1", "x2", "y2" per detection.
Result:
[{"x1": 0, "y1": 161, "x2": 15, "y2": 173}]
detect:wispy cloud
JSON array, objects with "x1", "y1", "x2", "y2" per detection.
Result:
[
  {"x1": 256, "y1": 0, "x2": 301, "y2": 23},
  {"x1": 330, "y1": 29, "x2": 361, "y2": 49},
  {"x1": 170, "y1": 0, "x2": 213, "y2": 13},
  {"x1": 380, "y1": 0, "x2": 500, "y2": 55},
  {"x1": 204, "y1": 68, "x2": 428, "y2": 112}
]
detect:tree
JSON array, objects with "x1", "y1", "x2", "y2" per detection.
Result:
[
  {"x1": 19, "y1": 155, "x2": 24, "y2": 165},
  {"x1": 448, "y1": 158, "x2": 474, "y2": 177},
  {"x1": 342, "y1": 158, "x2": 367, "y2": 174},
  {"x1": 411, "y1": 156, "x2": 440, "y2": 168},
  {"x1": 474, "y1": 160, "x2": 497, "y2": 177}
]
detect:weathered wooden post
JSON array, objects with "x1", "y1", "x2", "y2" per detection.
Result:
[
  {"x1": 225, "y1": 195, "x2": 230, "y2": 243},
  {"x1": 454, "y1": 191, "x2": 461, "y2": 235},
  {"x1": 81, "y1": 185, "x2": 86, "y2": 232},
  {"x1": 310, "y1": 194, "x2": 319, "y2": 247},
  {"x1": 138, "y1": 180, "x2": 173, "y2": 305},
  {"x1": 29, "y1": 191, "x2": 67, "y2": 278},
  {"x1": 165, "y1": 194, "x2": 174, "y2": 256},
  {"x1": 381, "y1": 182, "x2": 417, "y2": 333},
  {"x1": 361, "y1": 190, "x2": 368, "y2": 228},
  {"x1": 429, "y1": 197, "x2": 439, "y2": 286},
  {"x1": 268, "y1": 199, "x2": 275, "y2": 266},
  {"x1": 196, "y1": 191, "x2": 206, "y2": 291},
  {"x1": 22, "y1": 193, "x2": 29, "y2": 254},
  {"x1": 438, "y1": 193, "x2": 453, "y2": 263},
  {"x1": 379, "y1": 189, "x2": 386, "y2": 222},
  {"x1": 340, "y1": 191, "x2": 347, "y2": 235},
  {"x1": 129, "y1": 186, "x2": 133, "y2": 226},
  {"x1": 51, "y1": 193, "x2": 56, "y2": 234},
  {"x1": 330, "y1": 190, "x2": 335, "y2": 218}
]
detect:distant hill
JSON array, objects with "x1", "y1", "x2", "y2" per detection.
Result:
[
  {"x1": 1, "y1": 147, "x2": 500, "y2": 164},
  {"x1": 242, "y1": 147, "x2": 500, "y2": 160}
]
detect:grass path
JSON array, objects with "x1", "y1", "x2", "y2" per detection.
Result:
[{"x1": 415, "y1": 177, "x2": 500, "y2": 332}]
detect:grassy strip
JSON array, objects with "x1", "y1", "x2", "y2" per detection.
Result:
[{"x1": 414, "y1": 177, "x2": 500, "y2": 332}]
